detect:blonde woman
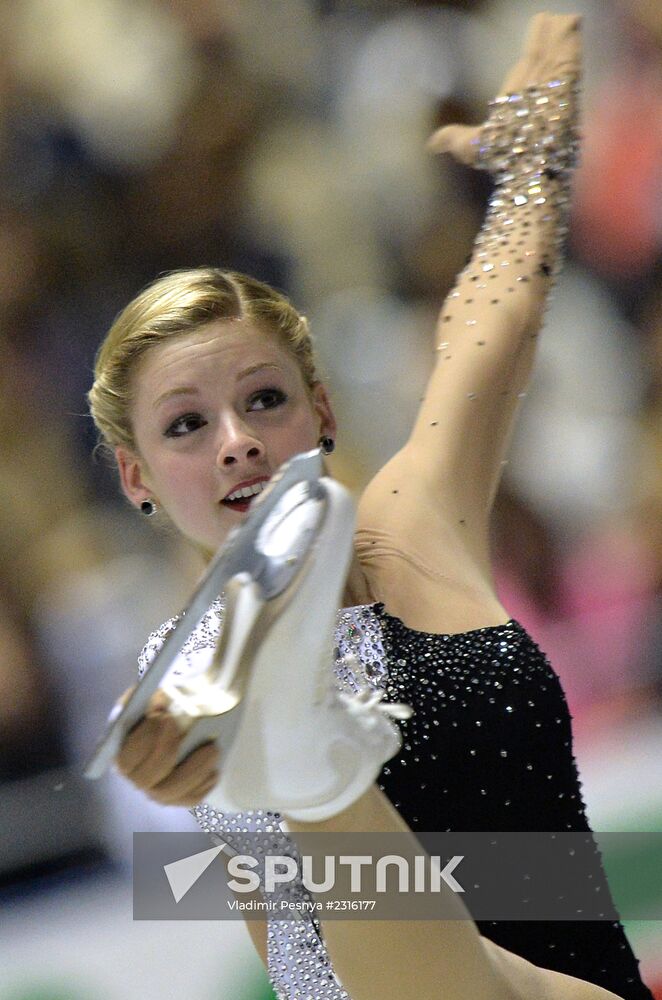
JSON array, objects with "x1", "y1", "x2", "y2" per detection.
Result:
[{"x1": 88, "y1": 14, "x2": 651, "y2": 1000}]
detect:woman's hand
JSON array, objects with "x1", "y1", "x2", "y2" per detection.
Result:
[
  {"x1": 114, "y1": 686, "x2": 220, "y2": 807},
  {"x1": 427, "y1": 12, "x2": 581, "y2": 166}
]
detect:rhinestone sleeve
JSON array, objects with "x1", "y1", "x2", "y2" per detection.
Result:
[
  {"x1": 474, "y1": 75, "x2": 580, "y2": 284},
  {"x1": 436, "y1": 74, "x2": 580, "y2": 353}
]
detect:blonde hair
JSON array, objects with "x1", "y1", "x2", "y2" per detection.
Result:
[{"x1": 88, "y1": 268, "x2": 317, "y2": 453}]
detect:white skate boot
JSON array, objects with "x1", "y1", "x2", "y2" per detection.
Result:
[{"x1": 87, "y1": 449, "x2": 408, "y2": 821}]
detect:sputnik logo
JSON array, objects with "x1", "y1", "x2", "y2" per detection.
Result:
[{"x1": 163, "y1": 844, "x2": 225, "y2": 903}]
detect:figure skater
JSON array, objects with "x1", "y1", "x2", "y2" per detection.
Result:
[{"x1": 87, "y1": 13, "x2": 652, "y2": 1000}]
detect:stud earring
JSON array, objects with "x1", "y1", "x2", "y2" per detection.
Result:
[
  {"x1": 140, "y1": 499, "x2": 157, "y2": 516},
  {"x1": 319, "y1": 436, "x2": 335, "y2": 455}
]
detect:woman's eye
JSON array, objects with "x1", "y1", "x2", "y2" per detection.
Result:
[
  {"x1": 247, "y1": 388, "x2": 287, "y2": 411},
  {"x1": 164, "y1": 413, "x2": 207, "y2": 437}
]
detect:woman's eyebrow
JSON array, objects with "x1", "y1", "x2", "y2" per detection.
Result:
[
  {"x1": 236, "y1": 362, "x2": 283, "y2": 380},
  {"x1": 153, "y1": 385, "x2": 198, "y2": 409},
  {"x1": 153, "y1": 364, "x2": 283, "y2": 409}
]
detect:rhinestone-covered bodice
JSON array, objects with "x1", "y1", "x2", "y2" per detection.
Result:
[
  {"x1": 371, "y1": 607, "x2": 650, "y2": 997},
  {"x1": 137, "y1": 601, "x2": 650, "y2": 1000},
  {"x1": 375, "y1": 610, "x2": 586, "y2": 833}
]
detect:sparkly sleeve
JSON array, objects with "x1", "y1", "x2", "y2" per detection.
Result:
[
  {"x1": 355, "y1": 76, "x2": 580, "y2": 588},
  {"x1": 416, "y1": 76, "x2": 580, "y2": 519}
]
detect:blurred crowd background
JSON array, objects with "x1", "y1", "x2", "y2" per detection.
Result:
[{"x1": 0, "y1": 0, "x2": 661, "y2": 997}]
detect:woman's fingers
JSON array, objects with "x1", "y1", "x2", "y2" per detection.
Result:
[
  {"x1": 515, "y1": 11, "x2": 549, "y2": 82},
  {"x1": 114, "y1": 696, "x2": 222, "y2": 806},
  {"x1": 115, "y1": 687, "x2": 179, "y2": 780},
  {"x1": 116, "y1": 713, "x2": 184, "y2": 787},
  {"x1": 147, "y1": 688, "x2": 173, "y2": 715},
  {"x1": 148, "y1": 742, "x2": 221, "y2": 806},
  {"x1": 429, "y1": 14, "x2": 581, "y2": 168},
  {"x1": 538, "y1": 13, "x2": 581, "y2": 80},
  {"x1": 547, "y1": 15, "x2": 582, "y2": 79},
  {"x1": 502, "y1": 13, "x2": 581, "y2": 94}
]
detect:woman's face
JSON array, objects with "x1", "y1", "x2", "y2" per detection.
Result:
[{"x1": 116, "y1": 320, "x2": 336, "y2": 552}]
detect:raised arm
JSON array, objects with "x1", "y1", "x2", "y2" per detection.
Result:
[
  {"x1": 417, "y1": 14, "x2": 579, "y2": 518},
  {"x1": 354, "y1": 15, "x2": 581, "y2": 618}
]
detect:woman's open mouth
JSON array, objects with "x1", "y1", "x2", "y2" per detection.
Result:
[{"x1": 221, "y1": 478, "x2": 269, "y2": 513}]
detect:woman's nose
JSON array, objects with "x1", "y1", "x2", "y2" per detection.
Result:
[{"x1": 215, "y1": 420, "x2": 265, "y2": 468}]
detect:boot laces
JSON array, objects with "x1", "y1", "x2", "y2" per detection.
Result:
[{"x1": 337, "y1": 686, "x2": 413, "y2": 722}]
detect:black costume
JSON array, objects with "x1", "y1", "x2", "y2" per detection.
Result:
[
  {"x1": 374, "y1": 606, "x2": 651, "y2": 999},
  {"x1": 139, "y1": 599, "x2": 651, "y2": 999}
]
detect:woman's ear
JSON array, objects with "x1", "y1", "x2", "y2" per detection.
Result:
[
  {"x1": 115, "y1": 447, "x2": 155, "y2": 510},
  {"x1": 311, "y1": 382, "x2": 337, "y2": 443}
]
